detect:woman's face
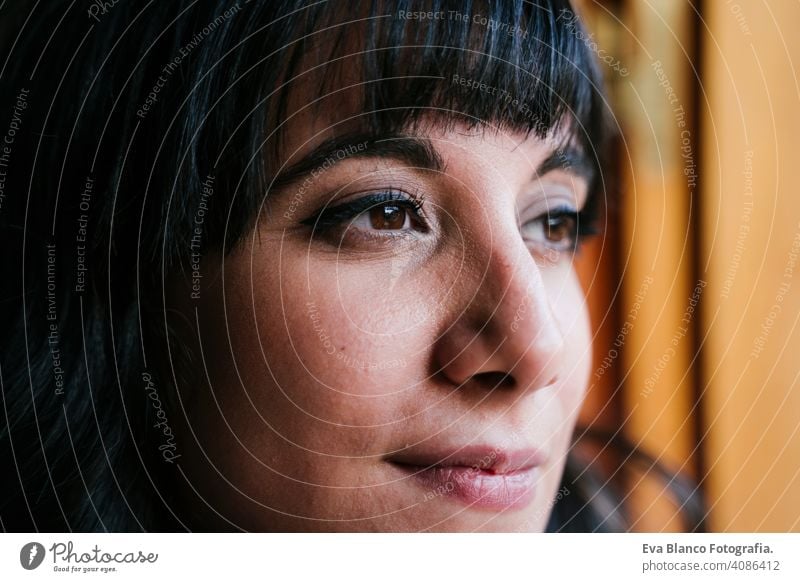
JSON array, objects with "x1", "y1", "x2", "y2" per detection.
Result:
[{"x1": 175, "y1": 113, "x2": 593, "y2": 531}]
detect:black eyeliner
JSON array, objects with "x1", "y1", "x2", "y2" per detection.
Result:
[
  {"x1": 547, "y1": 204, "x2": 598, "y2": 239},
  {"x1": 300, "y1": 190, "x2": 425, "y2": 232}
]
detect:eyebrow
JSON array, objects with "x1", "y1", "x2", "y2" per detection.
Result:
[
  {"x1": 272, "y1": 133, "x2": 446, "y2": 189},
  {"x1": 270, "y1": 133, "x2": 593, "y2": 193},
  {"x1": 535, "y1": 146, "x2": 595, "y2": 183}
]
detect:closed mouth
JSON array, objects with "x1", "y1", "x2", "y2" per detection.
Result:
[{"x1": 388, "y1": 445, "x2": 546, "y2": 510}]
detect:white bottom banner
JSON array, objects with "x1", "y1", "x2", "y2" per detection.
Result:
[{"x1": 1, "y1": 533, "x2": 798, "y2": 581}]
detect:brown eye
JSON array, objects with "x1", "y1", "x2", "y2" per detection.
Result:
[
  {"x1": 521, "y1": 208, "x2": 580, "y2": 254},
  {"x1": 369, "y1": 204, "x2": 408, "y2": 230},
  {"x1": 544, "y1": 214, "x2": 577, "y2": 243},
  {"x1": 302, "y1": 190, "x2": 427, "y2": 243}
]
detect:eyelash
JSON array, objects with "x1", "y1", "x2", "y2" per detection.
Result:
[
  {"x1": 300, "y1": 192, "x2": 597, "y2": 250},
  {"x1": 300, "y1": 190, "x2": 427, "y2": 234},
  {"x1": 534, "y1": 204, "x2": 597, "y2": 242}
]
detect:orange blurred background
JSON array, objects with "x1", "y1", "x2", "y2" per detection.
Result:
[{"x1": 573, "y1": 0, "x2": 800, "y2": 532}]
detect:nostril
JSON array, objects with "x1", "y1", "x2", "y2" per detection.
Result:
[{"x1": 473, "y1": 371, "x2": 516, "y2": 390}]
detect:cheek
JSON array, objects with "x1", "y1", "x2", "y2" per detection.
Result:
[
  {"x1": 178, "y1": 245, "x2": 435, "y2": 527},
  {"x1": 536, "y1": 269, "x2": 592, "y2": 487},
  {"x1": 233, "y1": 246, "x2": 433, "y2": 442},
  {"x1": 548, "y1": 266, "x2": 592, "y2": 409}
]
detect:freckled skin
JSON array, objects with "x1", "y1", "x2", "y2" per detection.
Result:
[{"x1": 170, "y1": 124, "x2": 592, "y2": 532}]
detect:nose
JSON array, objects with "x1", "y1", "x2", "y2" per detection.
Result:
[{"x1": 432, "y1": 236, "x2": 565, "y2": 393}]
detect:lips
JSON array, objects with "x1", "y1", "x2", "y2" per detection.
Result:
[{"x1": 388, "y1": 445, "x2": 546, "y2": 511}]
